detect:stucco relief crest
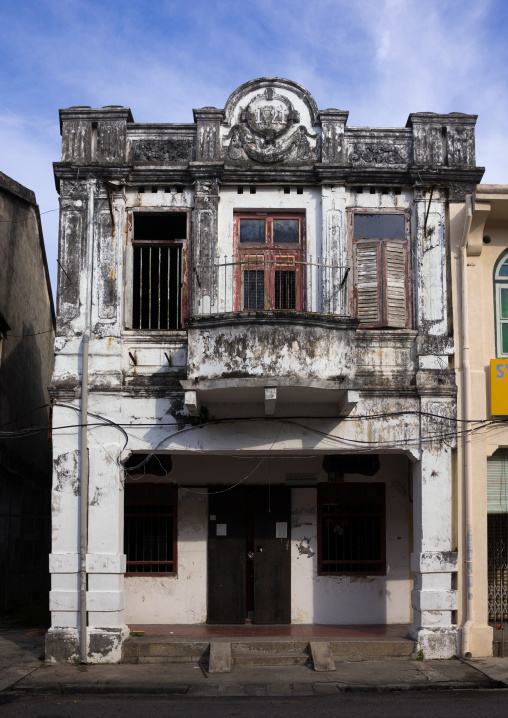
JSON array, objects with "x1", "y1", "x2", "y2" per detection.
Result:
[
  {"x1": 349, "y1": 142, "x2": 408, "y2": 166},
  {"x1": 130, "y1": 139, "x2": 193, "y2": 164},
  {"x1": 223, "y1": 88, "x2": 316, "y2": 164}
]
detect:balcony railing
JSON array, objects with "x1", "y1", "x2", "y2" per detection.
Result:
[{"x1": 192, "y1": 256, "x2": 350, "y2": 317}]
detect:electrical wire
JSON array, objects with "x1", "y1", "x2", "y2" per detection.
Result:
[{"x1": 0, "y1": 208, "x2": 60, "y2": 223}]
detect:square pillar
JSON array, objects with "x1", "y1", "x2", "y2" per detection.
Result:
[{"x1": 409, "y1": 436, "x2": 458, "y2": 658}]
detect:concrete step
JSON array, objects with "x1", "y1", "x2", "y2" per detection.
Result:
[
  {"x1": 230, "y1": 640, "x2": 309, "y2": 654},
  {"x1": 123, "y1": 639, "x2": 209, "y2": 664},
  {"x1": 330, "y1": 638, "x2": 416, "y2": 660},
  {"x1": 233, "y1": 652, "x2": 310, "y2": 667},
  {"x1": 123, "y1": 635, "x2": 417, "y2": 666}
]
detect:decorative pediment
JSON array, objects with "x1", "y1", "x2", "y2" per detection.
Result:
[{"x1": 221, "y1": 78, "x2": 319, "y2": 165}]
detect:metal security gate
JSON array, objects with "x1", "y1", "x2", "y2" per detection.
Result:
[
  {"x1": 487, "y1": 451, "x2": 508, "y2": 622},
  {"x1": 488, "y1": 514, "x2": 508, "y2": 622}
]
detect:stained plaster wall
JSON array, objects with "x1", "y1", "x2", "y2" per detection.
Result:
[
  {"x1": 124, "y1": 489, "x2": 207, "y2": 624},
  {"x1": 121, "y1": 455, "x2": 410, "y2": 625},
  {"x1": 291, "y1": 455, "x2": 411, "y2": 625}
]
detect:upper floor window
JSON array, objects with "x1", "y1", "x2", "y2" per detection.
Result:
[
  {"x1": 351, "y1": 212, "x2": 410, "y2": 328},
  {"x1": 494, "y1": 251, "x2": 508, "y2": 356},
  {"x1": 235, "y1": 212, "x2": 304, "y2": 311},
  {"x1": 128, "y1": 211, "x2": 187, "y2": 330}
]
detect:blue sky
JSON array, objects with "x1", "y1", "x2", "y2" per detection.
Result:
[{"x1": 1, "y1": 0, "x2": 508, "y2": 296}]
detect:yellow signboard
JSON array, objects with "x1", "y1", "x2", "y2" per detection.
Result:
[{"x1": 490, "y1": 358, "x2": 508, "y2": 415}]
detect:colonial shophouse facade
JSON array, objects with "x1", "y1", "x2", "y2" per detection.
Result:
[{"x1": 47, "y1": 78, "x2": 484, "y2": 662}]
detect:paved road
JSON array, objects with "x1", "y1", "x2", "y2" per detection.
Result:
[{"x1": 1, "y1": 691, "x2": 508, "y2": 718}]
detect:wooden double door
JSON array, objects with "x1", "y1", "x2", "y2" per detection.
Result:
[{"x1": 207, "y1": 486, "x2": 291, "y2": 624}]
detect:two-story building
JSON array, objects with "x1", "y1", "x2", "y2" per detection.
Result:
[{"x1": 46, "y1": 78, "x2": 484, "y2": 663}]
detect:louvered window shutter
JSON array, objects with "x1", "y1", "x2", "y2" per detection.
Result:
[
  {"x1": 487, "y1": 451, "x2": 508, "y2": 513},
  {"x1": 384, "y1": 240, "x2": 407, "y2": 328},
  {"x1": 356, "y1": 241, "x2": 381, "y2": 325}
]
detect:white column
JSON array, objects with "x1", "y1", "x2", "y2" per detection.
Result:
[
  {"x1": 409, "y1": 399, "x2": 458, "y2": 658},
  {"x1": 46, "y1": 404, "x2": 81, "y2": 662}
]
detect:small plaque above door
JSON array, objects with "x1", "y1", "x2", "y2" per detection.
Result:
[
  {"x1": 216, "y1": 524, "x2": 227, "y2": 536},
  {"x1": 275, "y1": 522, "x2": 288, "y2": 539}
]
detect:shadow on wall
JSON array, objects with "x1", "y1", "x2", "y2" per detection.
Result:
[{"x1": 0, "y1": 322, "x2": 53, "y2": 620}]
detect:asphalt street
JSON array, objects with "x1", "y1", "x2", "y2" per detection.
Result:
[{"x1": 1, "y1": 691, "x2": 508, "y2": 718}]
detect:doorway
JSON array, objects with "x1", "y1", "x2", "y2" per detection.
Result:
[{"x1": 207, "y1": 485, "x2": 291, "y2": 624}]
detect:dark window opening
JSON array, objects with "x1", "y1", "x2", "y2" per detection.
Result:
[
  {"x1": 164, "y1": 187, "x2": 172, "y2": 193},
  {"x1": 354, "y1": 214, "x2": 405, "y2": 240},
  {"x1": 250, "y1": 186, "x2": 256, "y2": 194},
  {"x1": 237, "y1": 186, "x2": 244, "y2": 194},
  {"x1": 394, "y1": 187, "x2": 402, "y2": 195},
  {"x1": 318, "y1": 483, "x2": 385, "y2": 575},
  {"x1": 369, "y1": 187, "x2": 376, "y2": 194},
  {"x1": 151, "y1": 186, "x2": 158, "y2": 194},
  {"x1": 176, "y1": 186, "x2": 184, "y2": 194},
  {"x1": 284, "y1": 187, "x2": 291, "y2": 194},
  {"x1": 134, "y1": 212, "x2": 187, "y2": 241},
  {"x1": 297, "y1": 187, "x2": 303, "y2": 195},
  {"x1": 138, "y1": 187, "x2": 145, "y2": 194},
  {"x1": 355, "y1": 187, "x2": 363, "y2": 194},
  {"x1": 124, "y1": 483, "x2": 177, "y2": 575},
  {"x1": 132, "y1": 212, "x2": 186, "y2": 330}
]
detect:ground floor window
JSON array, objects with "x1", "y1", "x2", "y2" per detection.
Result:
[
  {"x1": 488, "y1": 513, "x2": 508, "y2": 622},
  {"x1": 317, "y1": 482, "x2": 385, "y2": 575},
  {"x1": 124, "y1": 483, "x2": 177, "y2": 575}
]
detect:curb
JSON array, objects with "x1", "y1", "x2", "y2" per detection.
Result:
[{"x1": 7, "y1": 680, "x2": 507, "y2": 696}]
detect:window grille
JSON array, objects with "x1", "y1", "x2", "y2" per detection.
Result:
[
  {"x1": 130, "y1": 212, "x2": 186, "y2": 330},
  {"x1": 124, "y1": 483, "x2": 177, "y2": 575},
  {"x1": 488, "y1": 513, "x2": 508, "y2": 622},
  {"x1": 318, "y1": 483, "x2": 385, "y2": 575}
]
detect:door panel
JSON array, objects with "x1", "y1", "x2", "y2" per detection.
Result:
[
  {"x1": 207, "y1": 488, "x2": 246, "y2": 624},
  {"x1": 253, "y1": 486, "x2": 291, "y2": 624}
]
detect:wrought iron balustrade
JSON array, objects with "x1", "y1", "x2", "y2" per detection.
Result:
[{"x1": 192, "y1": 255, "x2": 350, "y2": 316}]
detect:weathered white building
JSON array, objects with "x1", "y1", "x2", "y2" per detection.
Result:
[{"x1": 47, "y1": 78, "x2": 484, "y2": 662}]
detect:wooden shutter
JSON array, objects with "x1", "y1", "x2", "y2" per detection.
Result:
[
  {"x1": 384, "y1": 240, "x2": 407, "y2": 328},
  {"x1": 355, "y1": 241, "x2": 381, "y2": 325}
]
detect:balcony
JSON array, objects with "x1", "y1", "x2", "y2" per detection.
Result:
[{"x1": 181, "y1": 258, "x2": 359, "y2": 418}]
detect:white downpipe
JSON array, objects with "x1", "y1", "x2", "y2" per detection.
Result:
[
  {"x1": 79, "y1": 179, "x2": 95, "y2": 664},
  {"x1": 460, "y1": 194, "x2": 474, "y2": 658}
]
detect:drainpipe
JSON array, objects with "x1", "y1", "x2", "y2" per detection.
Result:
[
  {"x1": 79, "y1": 329, "x2": 90, "y2": 664},
  {"x1": 79, "y1": 179, "x2": 95, "y2": 664},
  {"x1": 460, "y1": 194, "x2": 474, "y2": 657}
]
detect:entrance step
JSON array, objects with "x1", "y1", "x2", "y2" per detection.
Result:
[
  {"x1": 231, "y1": 639, "x2": 310, "y2": 668},
  {"x1": 123, "y1": 638, "x2": 209, "y2": 664},
  {"x1": 330, "y1": 638, "x2": 416, "y2": 660},
  {"x1": 122, "y1": 635, "x2": 417, "y2": 667}
]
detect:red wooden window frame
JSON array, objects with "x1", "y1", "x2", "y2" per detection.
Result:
[
  {"x1": 317, "y1": 482, "x2": 386, "y2": 576},
  {"x1": 234, "y1": 212, "x2": 305, "y2": 311},
  {"x1": 124, "y1": 482, "x2": 178, "y2": 576},
  {"x1": 349, "y1": 210, "x2": 411, "y2": 329}
]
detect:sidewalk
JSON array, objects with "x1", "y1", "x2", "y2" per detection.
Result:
[{"x1": 1, "y1": 628, "x2": 508, "y2": 696}]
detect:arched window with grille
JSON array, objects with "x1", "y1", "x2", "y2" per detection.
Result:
[{"x1": 494, "y1": 251, "x2": 508, "y2": 357}]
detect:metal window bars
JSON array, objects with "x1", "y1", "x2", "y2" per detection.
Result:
[
  {"x1": 132, "y1": 244, "x2": 182, "y2": 330},
  {"x1": 488, "y1": 513, "x2": 508, "y2": 622},
  {"x1": 192, "y1": 255, "x2": 350, "y2": 316}
]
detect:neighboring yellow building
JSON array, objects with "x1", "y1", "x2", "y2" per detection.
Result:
[{"x1": 451, "y1": 185, "x2": 508, "y2": 657}]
